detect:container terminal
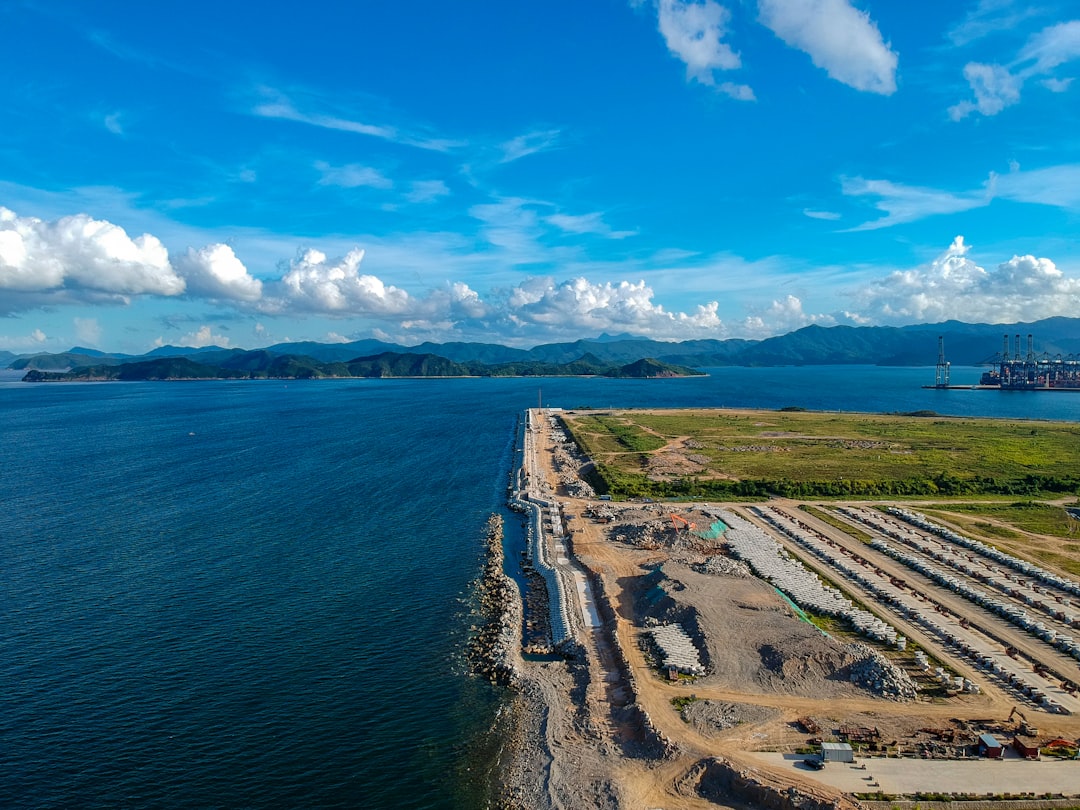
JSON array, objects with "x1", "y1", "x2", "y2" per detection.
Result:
[{"x1": 929, "y1": 333, "x2": 1080, "y2": 390}]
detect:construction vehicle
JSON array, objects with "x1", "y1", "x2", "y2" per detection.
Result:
[
  {"x1": 1007, "y1": 706, "x2": 1039, "y2": 737},
  {"x1": 670, "y1": 514, "x2": 696, "y2": 536}
]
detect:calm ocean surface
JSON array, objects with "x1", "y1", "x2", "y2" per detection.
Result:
[{"x1": 1, "y1": 366, "x2": 1077, "y2": 809}]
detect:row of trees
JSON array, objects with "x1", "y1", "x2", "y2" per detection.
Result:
[{"x1": 590, "y1": 466, "x2": 1080, "y2": 500}]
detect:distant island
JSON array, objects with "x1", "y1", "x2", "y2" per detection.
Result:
[
  {"x1": 20, "y1": 352, "x2": 705, "y2": 382},
  {"x1": 7, "y1": 315, "x2": 1080, "y2": 380}
]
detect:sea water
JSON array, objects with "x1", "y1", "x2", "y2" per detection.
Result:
[{"x1": 1, "y1": 366, "x2": 1076, "y2": 808}]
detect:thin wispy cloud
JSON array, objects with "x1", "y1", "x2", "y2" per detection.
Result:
[
  {"x1": 103, "y1": 112, "x2": 124, "y2": 136},
  {"x1": 840, "y1": 176, "x2": 988, "y2": 230},
  {"x1": 947, "y1": 0, "x2": 1045, "y2": 47},
  {"x1": 251, "y1": 87, "x2": 461, "y2": 152},
  {"x1": 802, "y1": 208, "x2": 841, "y2": 220},
  {"x1": 545, "y1": 212, "x2": 638, "y2": 239},
  {"x1": 498, "y1": 129, "x2": 562, "y2": 163},
  {"x1": 315, "y1": 161, "x2": 394, "y2": 190},
  {"x1": 405, "y1": 180, "x2": 451, "y2": 203}
]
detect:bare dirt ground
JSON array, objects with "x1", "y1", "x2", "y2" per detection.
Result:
[{"x1": 499, "y1": 410, "x2": 1080, "y2": 810}]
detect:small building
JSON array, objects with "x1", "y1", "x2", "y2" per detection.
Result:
[
  {"x1": 1012, "y1": 736, "x2": 1040, "y2": 760},
  {"x1": 821, "y1": 742, "x2": 854, "y2": 763},
  {"x1": 979, "y1": 733, "x2": 1004, "y2": 759}
]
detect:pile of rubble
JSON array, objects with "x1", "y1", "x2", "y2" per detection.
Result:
[
  {"x1": 681, "y1": 700, "x2": 777, "y2": 735},
  {"x1": 561, "y1": 475, "x2": 595, "y2": 498},
  {"x1": 692, "y1": 555, "x2": 752, "y2": 578},
  {"x1": 843, "y1": 643, "x2": 918, "y2": 701},
  {"x1": 548, "y1": 418, "x2": 596, "y2": 497},
  {"x1": 612, "y1": 520, "x2": 669, "y2": 548}
]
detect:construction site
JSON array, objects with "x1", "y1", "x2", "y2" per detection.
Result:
[{"x1": 502, "y1": 407, "x2": 1080, "y2": 810}]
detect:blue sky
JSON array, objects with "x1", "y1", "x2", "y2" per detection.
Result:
[{"x1": 1, "y1": 0, "x2": 1079, "y2": 353}]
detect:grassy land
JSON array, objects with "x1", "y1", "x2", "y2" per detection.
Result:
[
  {"x1": 562, "y1": 408, "x2": 1080, "y2": 500},
  {"x1": 798, "y1": 505, "x2": 873, "y2": 543},
  {"x1": 923, "y1": 502, "x2": 1080, "y2": 577}
]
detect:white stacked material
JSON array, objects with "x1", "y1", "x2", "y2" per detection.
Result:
[
  {"x1": 888, "y1": 508, "x2": 1080, "y2": 600},
  {"x1": 744, "y1": 507, "x2": 899, "y2": 645},
  {"x1": 843, "y1": 508, "x2": 1080, "y2": 662},
  {"x1": 647, "y1": 623, "x2": 706, "y2": 675}
]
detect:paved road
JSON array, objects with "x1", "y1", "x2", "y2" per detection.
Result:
[{"x1": 749, "y1": 751, "x2": 1080, "y2": 796}]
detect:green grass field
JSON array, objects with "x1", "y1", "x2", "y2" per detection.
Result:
[{"x1": 563, "y1": 408, "x2": 1080, "y2": 500}]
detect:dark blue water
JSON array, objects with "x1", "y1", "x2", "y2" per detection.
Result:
[{"x1": 0, "y1": 367, "x2": 1076, "y2": 809}]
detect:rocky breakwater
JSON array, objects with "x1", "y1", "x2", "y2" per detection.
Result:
[{"x1": 468, "y1": 514, "x2": 522, "y2": 687}]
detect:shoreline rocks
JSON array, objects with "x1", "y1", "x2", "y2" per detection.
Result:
[{"x1": 468, "y1": 514, "x2": 522, "y2": 687}]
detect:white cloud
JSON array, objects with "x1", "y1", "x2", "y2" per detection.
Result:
[
  {"x1": 265, "y1": 248, "x2": 412, "y2": 316},
  {"x1": 155, "y1": 325, "x2": 232, "y2": 349},
  {"x1": 948, "y1": 62, "x2": 1022, "y2": 119},
  {"x1": 74, "y1": 317, "x2": 102, "y2": 346},
  {"x1": 840, "y1": 177, "x2": 988, "y2": 230},
  {"x1": 0, "y1": 328, "x2": 50, "y2": 352},
  {"x1": 803, "y1": 208, "x2": 841, "y2": 220},
  {"x1": 0, "y1": 206, "x2": 184, "y2": 301},
  {"x1": 739, "y1": 294, "x2": 835, "y2": 337},
  {"x1": 498, "y1": 129, "x2": 561, "y2": 163},
  {"x1": 951, "y1": 20, "x2": 1080, "y2": 119},
  {"x1": 856, "y1": 236, "x2": 1080, "y2": 324},
  {"x1": 841, "y1": 162, "x2": 1080, "y2": 230},
  {"x1": 656, "y1": 0, "x2": 742, "y2": 85},
  {"x1": 1042, "y1": 76, "x2": 1074, "y2": 92},
  {"x1": 175, "y1": 243, "x2": 264, "y2": 302},
  {"x1": 545, "y1": 211, "x2": 637, "y2": 239},
  {"x1": 948, "y1": 0, "x2": 1043, "y2": 47},
  {"x1": 405, "y1": 180, "x2": 450, "y2": 203},
  {"x1": 719, "y1": 81, "x2": 756, "y2": 100},
  {"x1": 104, "y1": 112, "x2": 124, "y2": 135},
  {"x1": 250, "y1": 87, "x2": 459, "y2": 152},
  {"x1": 757, "y1": 0, "x2": 898, "y2": 94},
  {"x1": 315, "y1": 161, "x2": 393, "y2": 189},
  {"x1": 1019, "y1": 19, "x2": 1080, "y2": 73},
  {"x1": 499, "y1": 276, "x2": 725, "y2": 339}
]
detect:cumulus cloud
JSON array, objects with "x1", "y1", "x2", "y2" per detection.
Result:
[
  {"x1": 155, "y1": 325, "x2": 232, "y2": 349},
  {"x1": 0, "y1": 206, "x2": 184, "y2": 302},
  {"x1": 739, "y1": 294, "x2": 835, "y2": 337},
  {"x1": 265, "y1": 248, "x2": 412, "y2": 316},
  {"x1": 175, "y1": 243, "x2": 264, "y2": 302},
  {"x1": 757, "y1": 0, "x2": 898, "y2": 94},
  {"x1": 655, "y1": 0, "x2": 743, "y2": 85},
  {"x1": 948, "y1": 62, "x2": 1023, "y2": 119},
  {"x1": 857, "y1": 236, "x2": 1080, "y2": 324},
  {"x1": 950, "y1": 20, "x2": 1080, "y2": 119},
  {"x1": 499, "y1": 276, "x2": 724, "y2": 339}
]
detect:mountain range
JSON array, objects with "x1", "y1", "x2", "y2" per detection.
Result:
[{"x1": 5, "y1": 316, "x2": 1080, "y2": 373}]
